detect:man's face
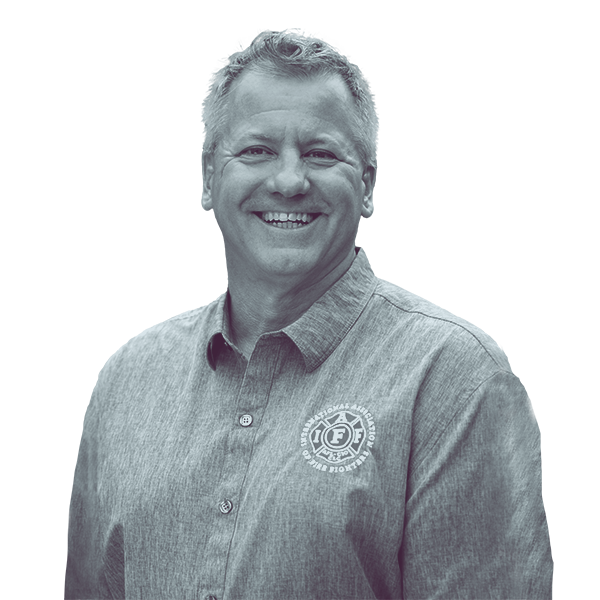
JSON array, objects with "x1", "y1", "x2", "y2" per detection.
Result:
[{"x1": 202, "y1": 71, "x2": 375, "y2": 285}]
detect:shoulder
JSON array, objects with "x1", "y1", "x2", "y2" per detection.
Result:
[
  {"x1": 366, "y1": 280, "x2": 529, "y2": 474},
  {"x1": 96, "y1": 295, "x2": 224, "y2": 391},
  {"x1": 367, "y1": 277, "x2": 511, "y2": 374}
]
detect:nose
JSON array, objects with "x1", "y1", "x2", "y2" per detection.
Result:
[{"x1": 266, "y1": 153, "x2": 310, "y2": 198}]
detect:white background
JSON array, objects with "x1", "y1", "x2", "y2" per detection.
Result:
[{"x1": 0, "y1": 8, "x2": 600, "y2": 600}]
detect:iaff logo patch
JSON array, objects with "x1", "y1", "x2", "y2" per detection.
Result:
[{"x1": 300, "y1": 404, "x2": 376, "y2": 473}]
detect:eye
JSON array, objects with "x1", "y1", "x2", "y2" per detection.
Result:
[
  {"x1": 239, "y1": 146, "x2": 275, "y2": 158},
  {"x1": 305, "y1": 149, "x2": 338, "y2": 163}
]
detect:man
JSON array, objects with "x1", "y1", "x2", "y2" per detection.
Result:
[{"x1": 66, "y1": 30, "x2": 553, "y2": 599}]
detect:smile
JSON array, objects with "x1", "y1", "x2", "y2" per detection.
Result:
[{"x1": 257, "y1": 212, "x2": 320, "y2": 229}]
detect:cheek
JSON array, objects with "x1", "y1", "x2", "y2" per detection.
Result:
[
  {"x1": 319, "y1": 178, "x2": 364, "y2": 213},
  {"x1": 316, "y1": 167, "x2": 364, "y2": 196},
  {"x1": 218, "y1": 173, "x2": 267, "y2": 207}
]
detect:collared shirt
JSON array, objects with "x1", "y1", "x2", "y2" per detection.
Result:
[{"x1": 66, "y1": 249, "x2": 552, "y2": 600}]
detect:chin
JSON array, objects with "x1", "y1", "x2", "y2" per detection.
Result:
[
  {"x1": 256, "y1": 245, "x2": 353, "y2": 284},
  {"x1": 257, "y1": 251, "x2": 319, "y2": 279}
]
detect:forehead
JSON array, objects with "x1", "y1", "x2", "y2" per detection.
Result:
[{"x1": 224, "y1": 71, "x2": 358, "y2": 140}]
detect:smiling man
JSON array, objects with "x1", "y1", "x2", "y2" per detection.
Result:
[{"x1": 66, "y1": 31, "x2": 553, "y2": 599}]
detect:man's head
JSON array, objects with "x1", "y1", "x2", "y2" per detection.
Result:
[
  {"x1": 202, "y1": 30, "x2": 378, "y2": 169},
  {"x1": 201, "y1": 31, "x2": 378, "y2": 286}
]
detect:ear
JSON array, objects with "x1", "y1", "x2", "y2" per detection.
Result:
[
  {"x1": 360, "y1": 165, "x2": 376, "y2": 218},
  {"x1": 201, "y1": 152, "x2": 215, "y2": 211}
]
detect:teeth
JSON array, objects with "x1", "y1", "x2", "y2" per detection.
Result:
[
  {"x1": 261, "y1": 212, "x2": 315, "y2": 224},
  {"x1": 269, "y1": 221, "x2": 305, "y2": 229}
]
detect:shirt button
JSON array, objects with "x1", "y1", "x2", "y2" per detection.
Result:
[
  {"x1": 218, "y1": 499, "x2": 233, "y2": 514},
  {"x1": 239, "y1": 414, "x2": 253, "y2": 427}
]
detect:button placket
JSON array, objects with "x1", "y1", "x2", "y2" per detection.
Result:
[{"x1": 202, "y1": 337, "x2": 283, "y2": 591}]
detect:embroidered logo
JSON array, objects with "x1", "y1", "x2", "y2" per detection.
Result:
[{"x1": 300, "y1": 404, "x2": 376, "y2": 473}]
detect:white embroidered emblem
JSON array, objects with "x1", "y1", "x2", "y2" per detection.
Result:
[{"x1": 300, "y1": 404, "x2": 376, "y2": 473}]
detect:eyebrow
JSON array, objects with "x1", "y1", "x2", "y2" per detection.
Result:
[
  {"x1": 303, "y1": 135, "x2": 338, "y2": 147},
  {"x1": 238, "y1": 133, "x2": 275, "y2": 143}
]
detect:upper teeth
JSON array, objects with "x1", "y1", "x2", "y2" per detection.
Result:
[{"x1": 262, "y1": 212, "x2": 314, "y2": 223}]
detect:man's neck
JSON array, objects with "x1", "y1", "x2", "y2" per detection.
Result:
[{"x1": 225, "y1": 249, "x2": 356, "y2": 358}]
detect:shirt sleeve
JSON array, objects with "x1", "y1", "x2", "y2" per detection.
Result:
[
  {"x1": 65, "y1": 386, "x2": 125, "y2": 600},
  {"x1": 399, "y1": 370, "x2": 553, "y2": 599}
]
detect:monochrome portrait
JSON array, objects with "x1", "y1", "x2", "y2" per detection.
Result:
[{"x1": 65, "y1": 28, "x2": 554, "y2": 600}]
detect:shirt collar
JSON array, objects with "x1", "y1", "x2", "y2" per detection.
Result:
[
  {"x1": 206, "y1": 248, "x2": 377, "y2": 372},
  {"x1": 205, "y1": 293, "x2": 231, "y2": 370}
]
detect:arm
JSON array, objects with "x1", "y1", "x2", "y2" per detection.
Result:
[
  {"x1": 65, "y1": 388, "x2": 124, "y2": 599},
  {"x1": 400, "y1": 370, "x2": 553, "y2": 599}
]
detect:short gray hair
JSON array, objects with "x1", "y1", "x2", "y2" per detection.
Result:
[{"x1": 202, "y1": 30, "x2": 378, "y2": 167}]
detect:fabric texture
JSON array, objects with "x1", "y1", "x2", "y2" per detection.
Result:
[{"x1": 65, "y1": 249, "x2": 553, "y2": 599}]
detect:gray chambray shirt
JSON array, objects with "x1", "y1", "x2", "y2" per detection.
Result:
[{"x1": 66, "y1": 249, "x2": 553, "y2": 599}]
